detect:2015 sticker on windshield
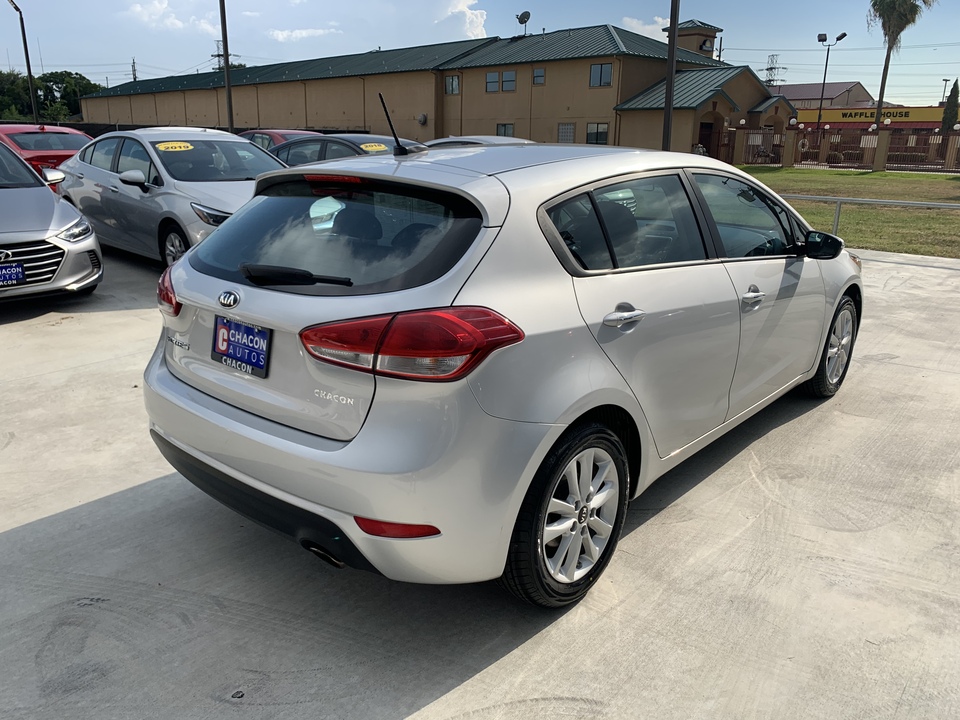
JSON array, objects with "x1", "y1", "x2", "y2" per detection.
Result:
[
  {"x1": 360, "y1": 143, "x2": 388, "y2": 152},
  {"x1": 156, "y1": 142, "x2": 194, "y2": 152}
]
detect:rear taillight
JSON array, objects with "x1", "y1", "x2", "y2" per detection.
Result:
[
  {"x1": 300, "y1": 307, "x2": 524, "y2": 382},
  {"x1": 158, "y1": 266, "x2": 182, "y2": 317}
]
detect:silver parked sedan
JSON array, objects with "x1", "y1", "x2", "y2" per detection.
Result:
[
  {"x1": 59, "y1": 127, "x2": 285, "y2": 266},
  {"x1": 0, "y1": 142, "x2": 101, "y2": 300},
  {"x1": 143, "y1": 144, "x2": 862, "y2": 607}
]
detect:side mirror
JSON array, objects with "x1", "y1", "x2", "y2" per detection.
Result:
[
  {"x1": 119, "y1": 169, "x2": 148, "y2": 190},
  {"x1": 42, "y1": 167, "x2": 65, "y2": 186},
  {"x1": 805, "y1": 230, "x2": 844, "y2": 260}
]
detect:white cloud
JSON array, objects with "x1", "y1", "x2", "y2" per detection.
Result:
[
  {"x1": 621, "y1": 16, "x2": 669, "y2": 40},
  {"x1": 268, "y1": 28, "x2": 343, "y2": 43},
  {"x1": 242, "y1": 11, "x2": 261, "y2": 17},
  {"x1": 440, "y1": 0, "x2": 487, "y2": 39},
  {"x1": 127, "y1": 1, "x2": 219, "y2": 36}
]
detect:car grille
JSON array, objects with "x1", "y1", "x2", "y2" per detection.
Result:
[{"x1": 1, "y1": 240, "x2": 66, "y2": 286}]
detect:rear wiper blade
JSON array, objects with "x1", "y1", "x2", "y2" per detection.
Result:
[{"x1": 239, "y1": 263, "x2": 353, "y2": 287}]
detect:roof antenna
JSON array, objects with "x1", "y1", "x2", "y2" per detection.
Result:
[
  {"x1": 378, "y1": 92, "x2": 420, "y2": 157},
  {"x1": 516, "y1": 10, "x2": 530, "y2": 36}
]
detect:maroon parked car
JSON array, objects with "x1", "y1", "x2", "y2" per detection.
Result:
[
  {"x1": 0, "y1": 124, "x2": 93, "y2": 175},
  {"x1": 238, "y1": 129, "x2": 322, "y2": 150}
]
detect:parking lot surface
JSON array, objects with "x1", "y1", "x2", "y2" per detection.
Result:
[{"x1": 1, "y1": 247, "x2": 958, "y2": 719}]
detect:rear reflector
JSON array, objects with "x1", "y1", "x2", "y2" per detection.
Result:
[
  {"x1": 354, "y1": 516, "x2": 441, "y2": 538},
  {"x1": 157, "y1": 266, "x2": 181, "y2": 317},
  {"x1": 300, "y1": 307, "x2": 524, "y2": 382}
]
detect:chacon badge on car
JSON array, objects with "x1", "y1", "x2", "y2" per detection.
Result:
[{"x1": 218, "y1": 290, "x2": 240, "y2": 308}]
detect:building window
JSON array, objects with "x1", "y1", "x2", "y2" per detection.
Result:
[
  {"x1": 586, "y1": 123, "x2": 609, "y2": 145},
  {"x1": 502, "y1": 70, "x2": 516, "y2": 92},
  {"x1": 445, "y1": 75, "x2": 460, "y2": 95},
  {"x1": 496, "y1": 123, "x2": 514, "y2": 137},
  {"x1": 558, "y1": 123, "x2": 576, "y2": 143},
  {"x1": 533, "y1": 68, "x2": 545, "y2": 85},
  {"x1": 486, "y1": 72, "x2": 499, "y2": 93},
  {"x1": 590, "y1": 63, "x2": 613, "y2": 88}
]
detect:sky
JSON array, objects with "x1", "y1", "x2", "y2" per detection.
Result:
[{"x1": 1, "y1": 0, "x2": 958, "y2": 107}]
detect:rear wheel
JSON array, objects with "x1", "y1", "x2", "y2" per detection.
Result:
[
  {"x1": 803, "y1": 296, "x2": 858, "y2": 398},
  {"x1": 160, "y1": 224, "x2": 189, "y2": 267},
  {"x1": 500, "y1": 423, "x2": 628, "y2": 608}
]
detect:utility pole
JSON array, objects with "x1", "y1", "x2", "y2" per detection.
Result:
[
  {"x1": 661, "y1": 0, "x2": 680, "y2": 151},
  {"x1": 6, "y1": 0, "x2": 38, "y2": 123},
  {"x1": 131, "y1": 57, "x2": 138, "y2": 82},
  {"x1": 212, "y1": 40, "x2": 224, "y2": 71},
  {"x1": 218, "y1": 0, "x2": 234, "y2": 133}
]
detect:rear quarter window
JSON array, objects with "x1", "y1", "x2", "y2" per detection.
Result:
[{"x1": 190, "y1": 178, "x2": 483, "y2": 296}]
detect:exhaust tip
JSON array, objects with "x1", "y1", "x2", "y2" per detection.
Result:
[{"x1": 301, "y1": 541, "x2": 346, "y2": 569}]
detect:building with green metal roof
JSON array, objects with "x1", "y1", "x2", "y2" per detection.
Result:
[{"x1": 81, "y1": 20, "x2": 792, "y2": 156}]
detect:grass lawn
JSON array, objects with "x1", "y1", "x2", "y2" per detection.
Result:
[{"x1": 739, "y1": 167, "x2": 960, "y2": 258}]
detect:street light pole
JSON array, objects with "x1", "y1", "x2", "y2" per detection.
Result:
[
  {"x1": 7, "y1": 0, "x2": 39, "y2": 123},
  {"x1": 816, "y1": 31, "x2": 846, "y2": 131},
  {"x1": 218, "y1": 0, "x2": 234, "y2": 133},
  {"x1": 661, "y1": 0, "x2": 680, "y2": 151}
]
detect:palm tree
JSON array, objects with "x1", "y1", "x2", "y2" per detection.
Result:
[{"x1": 869, "y1": 0, "x2": 938, "y2": 125}]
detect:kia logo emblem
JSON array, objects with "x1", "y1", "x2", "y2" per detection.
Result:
[
  {"x1": 218, "y1": 290, "x2": 240, "y2": 308},
  {"x1": 0, "y1": 250, "x2": 12, "y2": 262}
]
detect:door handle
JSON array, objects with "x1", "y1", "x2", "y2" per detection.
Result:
[
  {"x1": 75, "y1": 173, "x2": 84, "y2": 179},
  {"x1": 741, "y1": 286, "x2": 765, "y2": 304},
  {"x1": 109, "y1": 186, "x2": 119, "y2": 193},
  {"x1": 603, "y1": 309, "x2": 646, "y2": 327}
]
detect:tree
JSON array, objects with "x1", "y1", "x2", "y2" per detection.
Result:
[
  {"x1": 941, "y1": 79, "x2": 958, "y2": 136},
  {"x1": 36, "y1": 71, "x2": 103, "y2": 117},
  {"x1": 868, "y1": 0, "x2": 938, "y2": 125}
]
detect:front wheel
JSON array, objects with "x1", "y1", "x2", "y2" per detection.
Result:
[
  {"x1": 803, "y1": 296, "x2": 858, "y2": 398},
  {"x1": 500, "y1": 423, "x2": 629, "y2": 608},
  {"x1": 160, "y1": 224, "x2": 189, "y2": 267}
]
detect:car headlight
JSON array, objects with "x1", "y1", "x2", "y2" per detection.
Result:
[
  {"x1": 191, "y1": 202, "x2": 231, "y2": 226},
  {"x1": 57, "y1": 217, "x2": 92, "y2": 243}
]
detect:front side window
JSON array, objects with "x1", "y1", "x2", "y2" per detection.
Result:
[
  {"x1": 590, "y1": 63, "x2": 613, "y2": 87},
  {"x1": 486, "y1": 72, "x2": 499, "y2": 93},
  {"x1": 496, "y1": 123, "x2": 514, "y2": 137},
  {"x1": 89, "y1": 137, "x2": 120, "y2": 171},
  {"x1": 533, "y1": 68, "x2": 545, "y2": 85},
  {"x1": 445, "y1": 75, "x2": 460, "y2": 95},
  {"x1": 190, "y1": 177, "x2": 484, "y2": 297},
  {"x1": 692, "y1": 173, "x2": 795, "y2": 257},
  {"x1": 281, "y1": 141, "x2": 323, "y2": 165},
  {"x1": 324, "y1": 142, "x2": 356, "y2": 160},
  {"x1": 557, "y1": 123, "x2": 576, "y2": 143},
  {"x1": 502, "y1": 70, "x2": 516, "y2": 92},
  {"x1": 117, "y1": 139, "x2": 160, "y2": 185},
  {"x1": 586, "y1": 123, "x2": 609, "y2": 145},
  {"x1": 151, "y1": 139, "x2": 283, "y2": 181}
]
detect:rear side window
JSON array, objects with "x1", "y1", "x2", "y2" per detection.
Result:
[
  {"x1": 90, "y1": 138, "x2": 120, "y2": 171},
  {"x1": 190, "y1": 178, "x2": 483, "y2": 296}
]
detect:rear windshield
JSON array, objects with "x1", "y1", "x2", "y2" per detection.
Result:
[
  {"x1": 189, "y1": 177, "x2": 483, "y2": 296},
  {"x1": 9, "y1": 132, "x2": 88, "y2": 151},
  {"x1": 150, "y1": 139, "x2": 284, "y2": 182}
]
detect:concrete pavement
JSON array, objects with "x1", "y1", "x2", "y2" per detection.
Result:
[{"x1": 1, "y1": 247, "x2": 958, "y2": 719}]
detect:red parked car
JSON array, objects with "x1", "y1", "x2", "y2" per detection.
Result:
[
  {"x1": 238, "y1": 128, "x2": 321, "y2": 150},
  {"x1": 0, "y1": 124, "x2": 93, "y2": 176}
]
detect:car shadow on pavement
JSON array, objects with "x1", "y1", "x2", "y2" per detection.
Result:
[
  {"x1": 0, "y1": 472, "x2": 560, "y2": 719},
  {"x1": 623, "y1": 391, "x2": 823, "y2": 536},
  {"x1": 0, "y1": 247, "x2": 162, "y2": 323}
]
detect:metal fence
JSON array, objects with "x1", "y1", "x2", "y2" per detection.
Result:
[{"x1": 780, "y1": 194, "x2": 960, "y2": 234}]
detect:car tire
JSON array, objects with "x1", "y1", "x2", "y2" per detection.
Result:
[
  {"x1": 500, "y1": 422, "x2": 629, "y2": 608},
  {"x1": 160, "y1": 223, "x2": 189, "y2": 267},
  {"x1": 803, "y1": 295, "x2": 858, "y2": 398}
]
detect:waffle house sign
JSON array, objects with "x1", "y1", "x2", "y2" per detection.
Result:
[{"x1": 796, "y1": 107, "x2": 943, "y2": 125}]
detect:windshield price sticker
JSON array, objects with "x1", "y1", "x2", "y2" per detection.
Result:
[
  {"x1": 211, "y1": 316, "x2": 271, "y2": 378},
  {"x1": 156, "y1": 142, "x2": 194, "y2": 152},
  {"x1": 0, "y1": 262, "x2": 25, "y2": 287}
]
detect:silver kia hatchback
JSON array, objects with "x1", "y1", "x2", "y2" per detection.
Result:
[{"x1": 143, "y1": 145, "x2": 862, "y2": 607}]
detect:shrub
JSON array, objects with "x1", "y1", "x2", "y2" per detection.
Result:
[{"x1": 826, "y1": 152, "x2": 844, "y2": 165}]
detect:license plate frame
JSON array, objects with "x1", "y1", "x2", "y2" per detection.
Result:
[
  {"x1": 211, "y1": 315, "x2": 272, "y2": 378},
  {"x1": 0, "y1": 262, "x2": 25, "y2": 287}
]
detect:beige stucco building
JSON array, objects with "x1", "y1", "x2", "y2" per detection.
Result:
[{"x1": 82, "y1": 20, "x2": 794, "y2": 156}]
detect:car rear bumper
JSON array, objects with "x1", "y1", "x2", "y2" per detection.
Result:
[{"x1": 143, "y1": 339, "x2": 560, "y2": 584}]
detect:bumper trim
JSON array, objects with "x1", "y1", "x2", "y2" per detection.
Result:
[{"x1": 150, "y1": 429, "x2": 381, "y2": 575}]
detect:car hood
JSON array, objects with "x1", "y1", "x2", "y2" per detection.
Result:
[
  {"x1": 0, "y1": 186, "x2": 79, "y2": 235},
  {"x1": 171, "y1": 179, "x2": 257, "y2": 215}
]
